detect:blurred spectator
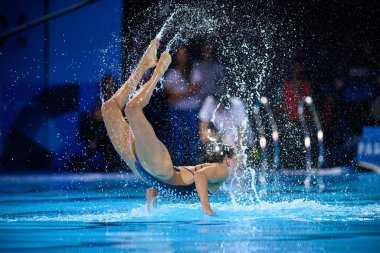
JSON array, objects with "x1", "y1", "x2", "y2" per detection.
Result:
[
  {"x1": 198, "y1": 85, "x2": 253, "y2": 160},
  {"x1": 278, "y1": 59, "x2": 311, "y2": 168},
  {"x1": 343, "y1": 67, "x2": 374, "y2": 133},
  {"x1": 164, "y1": 42, "x2": 224, "y2": 165},
  {"x1": 191, "y1": 42, "x2": 224, "y2": 103},
  {"x1": 164, "y1": 47, "x2": 199, "y2": 165},
  {"x1": 67, "y1": 74, "x2": 123, "y2": 171},
  {"x1": 323, "y1": 67, "x2": 375, "y2": 167},
  {"x1": 321, "y1": 76, "x2": 352, "y2": 154},
  {"x1": 80, "y1": 74, "x2": 123, "y2": 171},
  {"x1": 282, "y1": 59, "x2": 311, "y2": 122}
]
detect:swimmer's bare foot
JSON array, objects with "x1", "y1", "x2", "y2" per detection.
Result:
[
  {"x1": 146, "y1": 187, "x2": 159, "y2": 211},
  {"x1": 127, "y1": 50, "x2": 172, "y2": 109},
  {"x1": 155, "y1": 51, "x2": 172, "y2": 74},
  {"x1": 140, "y1": 38, "x2": 160, "y2": 69}
]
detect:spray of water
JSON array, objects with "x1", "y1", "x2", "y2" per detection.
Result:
[
  {"x1": 101, "y1": 2, "x2": 302, "y2": 203},
  {"x1": 156, "y1": 12, "x2": 175, "y2": 40}
]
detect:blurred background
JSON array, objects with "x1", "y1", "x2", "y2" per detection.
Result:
[{"x1": 0, "y1": 0, "x2": 379, "y2": 173}]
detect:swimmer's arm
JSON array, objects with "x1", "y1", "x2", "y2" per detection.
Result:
[
  {"x1": 194, "y1": 165, "x2": 228, "y2": 215},
  {"x1": 194, "y1": 170, "x2": 214, "y2": 215}
]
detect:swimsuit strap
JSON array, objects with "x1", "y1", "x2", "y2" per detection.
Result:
[
  {"x1": 182, "y1": 166, "x2": 195, "y2": 175},
  {"x1": 176, "y1": 164, "x2": 213, "y2": 195}
]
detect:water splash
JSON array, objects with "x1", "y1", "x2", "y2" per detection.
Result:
[
  {"x1": 2, "y1": 200, "x2": 379, "y2": 223},
  {"x1": 122, "y1": 2, "x2": 298, "y2": 100},
  {"x1": 157, "y1": 4, "x2": 228, "y2": 52},
  {"x1": 165, "y1": 32, "x2": 182, "y2": 52},
  {"x1": 108, "y1": 2, "x2": 303, "y2": 202},
  {"x1": 156, "y1": 12, "x2": 175, "y2": 40}
]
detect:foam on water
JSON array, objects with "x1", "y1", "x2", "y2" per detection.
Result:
[{"x1": 2, "y1": 199, "x2": 379, "y2": 223}]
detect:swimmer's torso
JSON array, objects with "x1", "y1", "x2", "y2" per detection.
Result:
[{"x1": 133, "y1": 160, "x2": 218, "y2": 202}]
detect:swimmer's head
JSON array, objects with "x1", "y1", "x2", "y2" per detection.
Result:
[{"x1": 206, "y1": 142, "x2": 236, "y2": 166}]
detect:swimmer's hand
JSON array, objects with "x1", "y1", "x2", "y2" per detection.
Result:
[
  {"x1": 203, "y1": 207, "x2": 216, "y2": 216},
  {"x1": 141, "y1": 38, "x2": 160, "y2": 69},
  {"x1": 194, "y1": 169, "x2": 223, "y2": 217}
]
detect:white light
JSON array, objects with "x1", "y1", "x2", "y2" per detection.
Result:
[
  {"x1": 272, "y1": 131, "x2": 279, "y2": 141},
  {"x1": 374, "y1": 143, "x2": 380, "y2": 155},
  {"x1": 260, "y1": 97, "x2": 268, "y2": 105},
  {"x1": 260, "y1": 137, "x2": 267, "y2": 148},
  {"x1": 317, "y1": 130, "x2": 323, "y2": 140},
  {"x1": 215, "y1": 146, "x2": 220, "y2": 152},
  {"x1": 208, "y1": 137, "x2": 217, "y2": 142},
  {"x1": 304, "y1": 136, "x2": 311, "y2": 148},
  {"x1": 305, "y1": 96, "x2": 312, "y2": 104}
]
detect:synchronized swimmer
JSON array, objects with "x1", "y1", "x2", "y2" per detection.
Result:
[{"x1": 101, "y1": 38, "x2": 237, "y2": 215}]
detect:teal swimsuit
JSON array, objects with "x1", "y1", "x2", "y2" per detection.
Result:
[{"x1": 134, "y1": 160, "x2": 210, "y2": 202}]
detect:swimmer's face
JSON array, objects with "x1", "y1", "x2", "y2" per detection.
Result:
[
  {"x1": 175, "y1": 47, "x2": 188, "y2": 65},
  {"x1": 293, "y1": 62, "x2": 303, "y2": 79}
]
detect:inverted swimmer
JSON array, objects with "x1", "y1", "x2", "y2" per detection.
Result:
[{"x1": 101, "y1": 39, "x2": 237, "y2": 215}]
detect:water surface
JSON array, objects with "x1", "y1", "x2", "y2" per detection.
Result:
[{"x1": 1, "y1": 170, "x2": 379, "y2": 252}]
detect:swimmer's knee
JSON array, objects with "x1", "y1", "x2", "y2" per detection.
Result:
[{"x1": 101, "y1": 99, "x2": 117, "y2": 117}]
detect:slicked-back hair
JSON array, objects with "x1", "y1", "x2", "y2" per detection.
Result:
[{"x1": 206, "y1": 143, "x2": 235, "y2": 163}]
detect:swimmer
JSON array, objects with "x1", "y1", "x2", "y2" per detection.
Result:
[{"x1": 101, "y1": 38, "x2": 237, "y2": 215}]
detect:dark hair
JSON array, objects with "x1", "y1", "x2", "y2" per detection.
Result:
[
  {"x1": 172, "y1": 46, "x2": 192, "y2": 82},
  {"x1": 206, "y1": 142, "x2": 235, "y2": 163},
  {"x1": 100, "y1": 74, "x2": 118, "y2": 101}
]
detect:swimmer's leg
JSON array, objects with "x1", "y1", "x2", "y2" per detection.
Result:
[
  {"x1": 124, "y1": 52, "x2": 174, "y2": 181},
  {"x1": 101, "y1": 39, "x2": 159, "y2": 172},
  {"x1": 146, "y1": 187, "x2": 159, "y2": 211},
  {"x1": 111, "y1": 39, "x2": 159, "y2": 108}
]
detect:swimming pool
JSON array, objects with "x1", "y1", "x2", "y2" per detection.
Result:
[{"x1": 1, "y1": 168, "x2": 379, "y2": 252}]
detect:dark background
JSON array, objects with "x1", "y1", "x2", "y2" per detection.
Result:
[{"x1": 0, "y1": 0, "x2": 379, "y2": 172}]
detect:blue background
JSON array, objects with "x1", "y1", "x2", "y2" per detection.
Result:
[{"x1": 0, "y1": 0, "x2": 123, "y2": 170}]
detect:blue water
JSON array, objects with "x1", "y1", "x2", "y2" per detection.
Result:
[{"x1": 1, "y1": 170, "x2": 380, "y2": 252}]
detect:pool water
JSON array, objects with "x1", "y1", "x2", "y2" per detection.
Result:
[{"x1": 1, "y1": 169, "x2": 379, "y2": 252}]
